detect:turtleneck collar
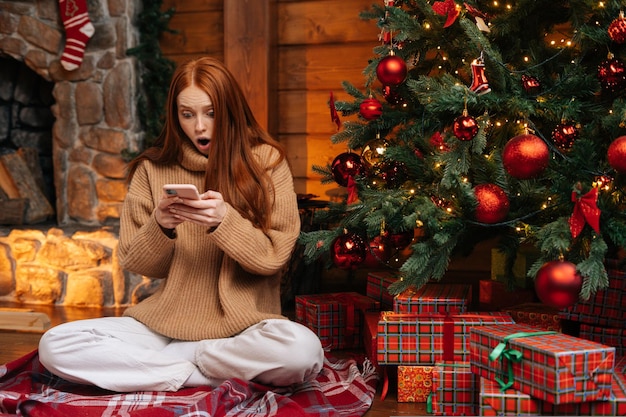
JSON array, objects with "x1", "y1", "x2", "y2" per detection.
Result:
[{"x1": 180, "y1": 140, "x2": 208, "y2": 172}]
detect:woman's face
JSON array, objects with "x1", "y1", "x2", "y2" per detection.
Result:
[{"x1": 177, "y1": 84, "x2": 214, "y2": 156}]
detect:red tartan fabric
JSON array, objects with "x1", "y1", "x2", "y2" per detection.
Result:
[
  {"x1": 479, "y1": 377, "x2": 541, "y2": 416},
  {"x1": 0, "y1": 350, "x2": 378, "y2": 417}
]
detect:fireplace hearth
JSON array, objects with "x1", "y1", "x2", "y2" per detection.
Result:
[{"x1": 0, "y1": 0, "x2": 149, "y2": 307}]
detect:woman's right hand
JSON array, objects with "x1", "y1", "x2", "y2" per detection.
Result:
[{"x1": 155, "y1": 194, "x2": 186, "y2": 230}]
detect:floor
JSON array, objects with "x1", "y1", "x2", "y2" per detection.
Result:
[{"x1": 0, "y1": 302, "x2": 426, "y2": 417}]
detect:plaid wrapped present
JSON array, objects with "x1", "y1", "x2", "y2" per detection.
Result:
[
  {"x1": 377, "y1": 312, "x2": 515, "y2": 365},
  {"x1": 560, "y1": 258, "x2": 626, "y2": 328},
  {"x1": 479, "y1": 280, "x2": 536, "y2": 311},
  {"x1": 366, "y1": 271, "x2": 398, "y2": 309},
  {"x1": 579, "y1": 323, "x2": 625, "y2": 357},
  {"x1": 479, "y1": 377, "x2": 541, "y2": 416},
  {"x1": 295, "y1": 292, "x2": 380, "y2": 350},
  {"x1": 397, "y1": 365, "x2": 433, "y2": 402},
  {"x1": 393, "y1": 283, "x2": 472, "y2": 314},
  {"x1": 470, "y1": 323, "x2": 615, "y2": 404},
  {"x1": 502, "y1": 302, "x2": 562, "y2": 332},
  {"x1": 541, "y1": 356, "x2": 626, "y2": 416},
  {"x1": 431, "y1": 361, "x2": 478, "y2": 416}
]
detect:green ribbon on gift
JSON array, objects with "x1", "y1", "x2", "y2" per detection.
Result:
[
  {"x1": 426, "y1": 392, "x2": 433, "y2": 414},
  {"x1": 488, "y1": 330, "x2": 557, "y2": 391}
]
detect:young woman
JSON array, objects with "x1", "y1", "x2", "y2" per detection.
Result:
[{"x1": 38, "y1": 57, "x2": 324, "y2": 392}]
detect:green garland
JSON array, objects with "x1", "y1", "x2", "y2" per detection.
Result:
[{"x1": 124, "y1": 0, "x2": 177, "y2": 159}]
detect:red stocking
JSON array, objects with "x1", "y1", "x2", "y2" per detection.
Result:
[{"x1": 58, "y1": 0, "x2": 95, "y2": 71}]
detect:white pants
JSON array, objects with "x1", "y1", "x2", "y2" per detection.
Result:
[{"x1": 38, "y1": 317, "x2": 324, "y2": 392}]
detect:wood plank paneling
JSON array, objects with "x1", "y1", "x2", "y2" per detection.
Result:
[
  {"x1": 159, "y1": 10, "x2": 223, "y2": 63},
  {"x1": 278, "y1": 42, "x2": 374, "y2": 91},
  {"x1": 224, "y1": 0, "x2": 276, "y2": 132},
  {"x1": 277, "y1": 0, "x2": 378, "y2": 45}
]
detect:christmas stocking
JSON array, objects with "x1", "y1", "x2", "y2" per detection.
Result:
[{"x1": 59, "y1": 0, "x2": 95, "y2": 71}]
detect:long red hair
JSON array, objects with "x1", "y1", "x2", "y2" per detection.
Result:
[{"x1": 126, "y1": 57, "x2": 286, "y2": 232}]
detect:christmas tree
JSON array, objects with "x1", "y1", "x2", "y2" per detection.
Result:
[{"x1": 299, "y1": 0, "x2": 626, "y2": 308}]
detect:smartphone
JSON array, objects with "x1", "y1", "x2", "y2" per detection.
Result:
[{"x1": 163, "y1": 184, "x2": 201, "y2": 200}]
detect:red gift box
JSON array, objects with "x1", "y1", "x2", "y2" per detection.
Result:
[
  {"x1": 502, "y1": 302, "x2": 562, "y2": 332},
  {"x1": 431, "y1": 361, "x2": 478, "y2": 416},
  {"x1": 362, "y1": 311, "x2": 380, "y2": 369},
  {"x1": 393, "y1": 283, "x2": 471, "y2": 314},
  {"x1": 377, "y1": 312, "x2": 514, "y2": 365},
  {"x1": 579, "y1": 323, "x2": 625, "y2": 357},
  {"x1": 541, "y1": 356, "x2": 626, "y2": 416},
  {"x1": 295, "y1": 292, "x2": 380, "y2": 350},
  {"x1": 366, "y1": 271, "x2": 398, "y2": 310},
  {"x1": 397, "y1": 365, "x2": 433, "y2": 402},
  {"x1": 479, "y1": 280, "x2": 536, "y2": 311},
  {"x1": 470, "y1": 323, "x2": 615, "y2": 404},
  {"x1": 560, "y1": 258, "x2": 626, "y2": 328},
  {"x1": 479, "y1": 377, "x2": 541, "y2": 416}
]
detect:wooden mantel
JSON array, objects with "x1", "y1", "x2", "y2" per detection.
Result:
[{"x1": 223, "y1": 0, "x2": 276, "y2": 136}]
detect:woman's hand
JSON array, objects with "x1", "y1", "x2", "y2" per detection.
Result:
[
  {"x1": 156, "y1": 193, "x2": 187, "y2": 230},
  {"x1": 166, "y1": 190, "x2": 227, "y2": 228}
]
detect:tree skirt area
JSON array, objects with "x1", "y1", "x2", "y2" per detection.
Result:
[{"x1": 0, "y1": 350, "x2": 377, "y2": 417}]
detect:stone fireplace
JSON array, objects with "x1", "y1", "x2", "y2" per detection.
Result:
[{"x1": 0, "y1": 0, "x2": 149, "y2": 307}]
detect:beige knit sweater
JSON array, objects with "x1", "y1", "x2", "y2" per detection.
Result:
[{"x1": 118, "y1": 141, "x2": 300, "y2": 341}]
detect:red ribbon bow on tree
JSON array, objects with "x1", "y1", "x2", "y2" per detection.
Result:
[
  {"x1": 329, "y1": 91, "x2": 341, "y2": 130},
  {"x1": 432, "y1": 0, "x2": 460, "y2": 28},
  {"x1": 569, "y1": 186, "x2": 601, "y2": 238}
]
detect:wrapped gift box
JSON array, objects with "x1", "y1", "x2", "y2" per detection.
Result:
[
  {"x1": 393, "y1": 283, "x2": 472, "y2": 314},
  {"x1": 377, "y1": 312, "x2": 515, "y2": 365},
  {"x1": 295, "y1": 292, "x2": 379, "y2": 350},
  {"x1": 479, "y1": 280, "x2": 536, "y2": 311},
  {"x1": 502, "y1": 302, "x2": 562, "y2": 332},
  {"x1": 397, "y1": 365, "x2": 433, "y2": 402},
  {"x1": 431, "y1": 361, "x2": 478, "y2": 416},
  {"x1": 479, "y1": 377, "x2": 541, "y2": 416},
  {"x1": 559, "y1": 258, "x2": 626, "y2": 328},
  {"x1": 541, "y1": 356, "x2": 626, "y2": 416},
  {"x1": 366, "y1": 271, "x2": 398, "y2": 309},
  {"x1": 470, "y1": 323, "x2": 615, "y2": 404},
  {"x1": 362, "y1": 311, "x2": 380, "y2": 369},
  {"x1": 579, "y1": 323, "x2": 625, "y2": 357}
]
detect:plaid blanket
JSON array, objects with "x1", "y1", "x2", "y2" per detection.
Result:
[{"x1": 0, "y1": 350, "x2": 377, "y2": 417}]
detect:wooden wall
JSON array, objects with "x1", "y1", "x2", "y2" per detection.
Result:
[{"x1": 159, "y1": 0, "x2": 379, "y2": 200}]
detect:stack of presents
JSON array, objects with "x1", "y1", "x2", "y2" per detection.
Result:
[{"x1": 294, "y1": 254, "x2": 626, "y2": 415}]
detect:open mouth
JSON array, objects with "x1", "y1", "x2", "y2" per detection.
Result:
[{"x1": 198, "y1": 139, "x2": 210, "y2": 146}]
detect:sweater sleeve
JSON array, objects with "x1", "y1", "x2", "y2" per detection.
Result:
[
  {"x1": 208, "y1": 148, "x2": 301, "y2": 276},
  {"x1": 117, "y1": 164, "x2": 176, "y2": 278}
]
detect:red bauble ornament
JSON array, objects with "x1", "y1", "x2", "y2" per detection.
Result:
[
  {"x1": 534, "y1": 260, "x2": 582, "y2": 309},
  {"x1": 331, "y1": 233, "x2": 367, "y2": 270},
  {"x1": 598, "y1": 57, "x2": 626, "y2": 92},
  {"x1": 382, "y1": 229, "x2": 414, "y2": 250},
  {"x1": 551, "y1": 122, "x2": 579, "y2": 151},
  {"x1": 331, "y1": 152, "x2": 364, "y2": 187},
  {"x1": 502, "y1": 133, "x2": 550, "y2": 179},
  {"x1": 473, "y1": 183, "x2": 510, "y2": 224},
  {"x1": 608, "y1": 14, "x2": 626, "y2": 44},
  {"x1": 521, "y1": 74, "x2": 541, "y2": 94},
  {"x1": 359, "y1": 97, "x2": 383, "y2": 120},
  {"x1": 608, "y1": 135, "x2": 626, "y2": 174},
  {"x1": 453, "y1": 114, "x2": 479, "y2": 141},
  {"x1": 376, "y1": 55, "x2": 407, "y2": 86},
  {"x1": 363, "y1": 235, "x2": 391, "y2": 267}
]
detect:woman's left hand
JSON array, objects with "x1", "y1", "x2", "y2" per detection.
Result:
[{"x1": 168, "y1": 190, "x2": 227, "y2": 228}]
